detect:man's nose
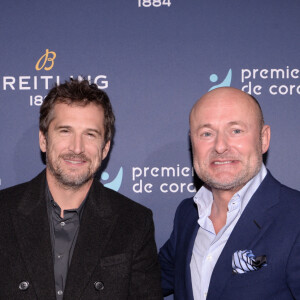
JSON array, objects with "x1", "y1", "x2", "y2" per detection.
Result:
[
  {"x1": 69, "y1": 134, "x2": 84, "y2": 154},
  {"x1": 214, "y1": 133, "x2": 229, "y2": 154}
]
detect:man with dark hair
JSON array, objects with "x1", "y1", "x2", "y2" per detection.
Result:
[
  {"x1": 159, "y1": 87, "x2": 300, "y2": 300},
  {"x1": 0, "y1": 79, "x2": 162, "y2": 299}
]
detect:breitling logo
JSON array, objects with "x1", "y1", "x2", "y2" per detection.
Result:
[{"x1": 35, "y1": 49, "x2": 56, "y2": 71}]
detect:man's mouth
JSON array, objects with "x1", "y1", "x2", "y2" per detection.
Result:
[
  {"x1": 213, "y1": 161, "x2": 234, "y2": 165},
  {"x1": 61, "y1": 154, "x2": 89, "y2": 165},
  {"x1": 64, "y1": 159, "x2": 86, "y2": 164}
]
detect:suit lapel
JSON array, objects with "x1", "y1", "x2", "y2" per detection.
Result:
[
  {"x1": 207, "y1": 173, "x2": 281, "y2": 300},
  {"x1": 11, "y1": 171, "x2": 56, "y2": 299},
  {"x1": 182, "y1": 202, "x2": 200, "y2": 300},
  {"x1": 63, "y1": 180, "x2": 118, "y2": 299}
]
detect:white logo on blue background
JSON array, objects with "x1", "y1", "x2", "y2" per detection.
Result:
[
  {"x1": 101, "y1": 167, "x2": 123, "y2": 192},
  {"x1": 209, "y1": 69, "x2": 232, "y2": 91}
]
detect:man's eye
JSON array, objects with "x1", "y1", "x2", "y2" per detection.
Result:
[
  {"x1": 202, "y1": 132, "x2": 212, "y2": 137},
  {"x1": 60, "y1": 129, "x2": 69, "y2": 133},
  {"x1": 87, "y1": 133, "x2": 96, "y2": 138},
  {"x1": 233, "y1": 129, "x2": 242, "y2": 134}
]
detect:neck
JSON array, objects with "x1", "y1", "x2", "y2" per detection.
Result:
[
  {"x1": 211, "y1": 189, "x2": 236, "y2": 211},
  {"x1": 209, "y1": 188, "x2": 237, "y2": 235},
  {"x1": 46, "y1": 169, "x2": 92, "y2": 215}
]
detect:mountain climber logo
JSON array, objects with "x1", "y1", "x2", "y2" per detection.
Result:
[
  {"x1": 101, "y1": 167, "x2": 123, "y2": 192},
  {"x1": 209, "y1": 69, "x2": 232, "y2": 91}
]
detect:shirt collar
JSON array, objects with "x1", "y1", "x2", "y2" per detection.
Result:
[
  {"x1": 194, "y1": 164, "x2": 267, "y2": 218},
  {"x1": 46, "y1": 183, "x2": 88, "y2": 220}
]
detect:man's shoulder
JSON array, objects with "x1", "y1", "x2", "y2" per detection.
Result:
[
  {"x1": 278, "y1": 181, "x2": 300, "y2": 208},
  {"x1": 0, "y1": 171, "x2": 45, "y2": 204},
  {"x1": 177, "y1": 197, "x2": 196, "y2": 211},
  {"x1": 0, "y1": 181, "x2": 30, "y2": 212},
  {"x1": 264, "y1": 171, "x2": 300, "y2": 202},
  {"x1": 93, "y1": 180, "x2": 153, "y2": 217},
  {"x1": 0, "y1": 177, "x2": 36, "y2": 198},
  {"x1": 0, "y1": 181, "x2": 28, "y2": 196},
  {"x1": 172, "y1": 197, "x2": 198, "y2": 224},
  {"x1": 261, "y1": 172, "x2": 300, "y2": 222}
]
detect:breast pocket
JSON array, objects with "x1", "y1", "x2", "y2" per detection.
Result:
[
  {"x1": 100, "y1": 252, "x2": 132, "y2": 279},
  {"x1": 230, "y1": 264, "x2": 271, "y2": 287}
]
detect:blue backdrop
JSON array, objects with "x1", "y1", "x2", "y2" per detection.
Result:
[{"x1": 1, "y1": 1, "x2": 299, "y2": 298}]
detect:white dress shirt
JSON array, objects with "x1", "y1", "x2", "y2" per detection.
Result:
[{"x1": 190, "y1": 164, "x2": 267, "y2": 300}]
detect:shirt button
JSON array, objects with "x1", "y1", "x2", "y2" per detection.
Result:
[
  {"x1": 60, "y1": 222, "x2": 66, "y2": 227},
  {"x1": 206, "y1": 255, "x2": 213, "y2": 261},
  {"x1": 57, "y1": 290, "x2": 63, "y2": 295},
  {"x1": 204, "y1": 292, "x2": 207, "y2": 298},
  {"x1": 58, "y1": 255, "x2": 63, "y2": 259}
]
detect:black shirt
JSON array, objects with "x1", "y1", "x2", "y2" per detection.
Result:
[{"x1": 46, "y1": 186, "x2": 86, "y2": 300}]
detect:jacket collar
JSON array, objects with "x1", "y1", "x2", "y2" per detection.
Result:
[
  {"x1": 207, "y1": 171, "x2": 281, "y2": 300},
  {"x1": 12, "y1": 170, "x2": 57, "y2": 299},
  {"x1": 12, "y1": 170, "x2": 117, "y2": 299},
  {"x1": 61, "y1": 175, "x2": 118, "y2": 299}
]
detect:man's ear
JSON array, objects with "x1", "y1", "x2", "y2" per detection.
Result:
[
  {"x1": 39, "y1": 131, "x2": 47, "y2": 153},
  {"x1": 261, "y1": 125, "x2": 271, "y2": 154},
  {"x1": 102, "y1": 140, "x2": 111, "y2": 160}
]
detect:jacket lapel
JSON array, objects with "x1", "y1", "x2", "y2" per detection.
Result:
[
  {"x1": 63, "y1": 180, "x2": 118, "y2": 299},
  {"x1": 184, "y1": 203, "x2": 200, "y2": 300},
  {"x1": 207, "y1": 172, "x2": 281, "y2": 300},
  {"x1": 11, "y1": 171, "x2": 56, "y2": 299}
]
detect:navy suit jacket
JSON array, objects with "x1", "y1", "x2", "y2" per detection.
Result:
[{"x1": 159, "y1": 172, "x2": 300, "y2": 300}]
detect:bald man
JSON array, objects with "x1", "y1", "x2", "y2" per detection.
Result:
[{"x1": 159, "y1": 87, "x2": 300, "y2": 300}]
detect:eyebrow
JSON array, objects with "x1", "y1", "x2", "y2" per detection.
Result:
[
  {"x1": 55, "y1": 125, "x2": 103, "y2": 136},
  {"x1": 86, "y1": 128, "x2": 102, "y2": 136},
  {"x1": 55, "y1": 125, "x2": 72, "y2": 130},
  {"x1": 193, "y1": 121, "x2": 247, "y2": 131},
  {"x1": 227, "y1": 121, "x2": 247, "y2": 127}
]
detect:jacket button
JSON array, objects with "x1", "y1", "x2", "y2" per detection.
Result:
[
  {"x1": 19, "y1": 281, "x2": 29, "y2": 291},
  {"x1": 94, "y1": 281, "x2": 104, "y2": 291}
]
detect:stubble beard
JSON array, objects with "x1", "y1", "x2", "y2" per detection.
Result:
[
  {"x1": 195, "y1": 147, "x2": 263, "y2": 192},
  {"x1": 46, "y1": 152, "x2": 98, "y2": 190}
]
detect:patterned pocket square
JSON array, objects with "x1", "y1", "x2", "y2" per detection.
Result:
[{"x1": 232, "y1": 250, "x2": 267, "y2": 274}]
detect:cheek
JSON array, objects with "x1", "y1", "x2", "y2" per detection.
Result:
[
  {"x1": 87, "y1": 144, "x2": 103, "y2": 160},
  {"x1": 234, "y1": 141, "x2": 245, "y2": 151},
  {"x1": 51, "y1": 143, "x2": 68, "y2": 155},
  {"x1": 233, "y1": 137, "x2": 259, "y2": 156},
  {"x1": 193, "y1": 142, "x2": 210, "y2": 161},
  {"x1": 47, "y1": 135, "x2": 69, "y2": 152}
]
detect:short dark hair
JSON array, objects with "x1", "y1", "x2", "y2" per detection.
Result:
[{"x1": 39, "y1": 79, "x2": 115, "y2": 144}]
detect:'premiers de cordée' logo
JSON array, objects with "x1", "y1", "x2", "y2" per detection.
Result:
[
  {"x1": 2, "y1": 49, "x2": 109, "y2": 106},
  {"x1": 102, "y1": 165, "x2": 196, "y2": 194},
  {"x1": 208, "y1": 67, "x2": 300, "y2": 96},
  {"x1": 101, "y1": 167, "x2": 123, "y2": 192}
]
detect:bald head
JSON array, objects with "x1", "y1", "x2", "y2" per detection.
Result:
[
  {"x1": 190, "y1": 87, "x2": 264, "y2": 131},
  {"x1": 189, "y1": 87, "x2": 270, "y2": 194}
]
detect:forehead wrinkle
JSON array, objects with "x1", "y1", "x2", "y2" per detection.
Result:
[
  {"x1": 227, "y1": 121, "x2": 247, "y2": 127},
  {"x1": 193, "y1": 120, "x2": 248, "y2": 133},
  {"x1": 189, "y1": 88, "x2": 265, "y2": 135},
  {"x1": 191, "y1": 98, "x2": 257, "y2": 124},
  {"x1": 191, "y1": 123, "x2": 213, "y2": 133}
]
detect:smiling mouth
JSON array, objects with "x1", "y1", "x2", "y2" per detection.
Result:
[
  {"x1": 65, "y1": 159, "x2": 86, "y2": 164},
  {"x1": 61, "y1": 153, "x2": 89, "y2": 165},
  {"x1": 213, "y1": 161, "x2": 234, "y2": 165}
]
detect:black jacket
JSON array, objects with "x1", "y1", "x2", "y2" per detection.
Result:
[{"x1": 0, "y1": 170, "x2": 162, "y2": 299}]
